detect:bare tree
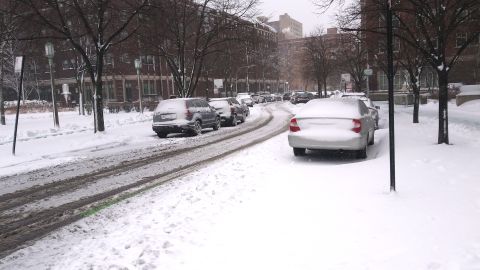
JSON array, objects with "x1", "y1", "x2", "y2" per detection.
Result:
[
  {"x1": 337, "y1": 33, "x2": 368, "y2": 93},
  {"x1": 144, "y1": 0, "x2": 259, "y2": 98},
  {"x1": 396, "y1": 39, "x2": 427, "y2": 123},
  {"x1": 16, "y1": 0, "x2": 150, "y2": 132},
  {"x1": 0, "y1": 0, "x2": 18, "y2": 125},
  {"x1": 304, "y1": 28, "x2": 337, "y2": 97},
  {"x1": 334, "y1": 0, "x2": 480, "y2": 144}
]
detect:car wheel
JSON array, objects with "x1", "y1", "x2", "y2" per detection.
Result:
[
  {"x1": 293, "y1": 147, "x2": 306, "y2": 156},
  {"x1": 368, "y1": 131, "x2": 375, "y2": 145},
  {"x1": 191, "y1": 120, "x2": 202, "y2": 136},
  {"x1": 213, "y1": 117, "x2": 221, "y2": 131},
  {"x1": 157, "y1": 132, "x2": 167, "y2": 138},
  {"x1": 357, "y1": 143, "x2": 367, "y2": 159},
  {"x1": 240, "y1": 113, "x2": 246, "y2": 123},
  {"x1": 230, "y1": 115, "x2": 238, "y2": 126}
]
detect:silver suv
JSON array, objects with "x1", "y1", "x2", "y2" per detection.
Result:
[
  {"x1": 152, "y1": 98, "x2": 220, "y2": 138},
  {"x1": 209, "y1": 98, "x2": 248, "y2": 126}
]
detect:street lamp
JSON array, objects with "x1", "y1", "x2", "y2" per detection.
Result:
[
  {"x1": 286, "y1": 81, "x2": 289, "y2": 93},
  {"x1": 235, "y1": 64, "x2": 255, "y2": 94},
  {"x1": 45, "y1": 42, "x2": 59, "y2": 128},
  {"x1": 134, "y1": 59, "x2": 143, "y2": 113}
]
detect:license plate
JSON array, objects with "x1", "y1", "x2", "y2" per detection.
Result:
[{"x1": 161, "y1": 114, "x2": 176, "y2": 120}]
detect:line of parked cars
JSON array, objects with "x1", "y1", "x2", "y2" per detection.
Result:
[
  {"x1": 288, "y1": 91, "x2": 380, "y2": 159},
  {"x1": 238, "y1": 92, "x2": 283, "y2": 104},
  {"x1": 152, "y1": 97, "x2": 250, "y2": 138}
]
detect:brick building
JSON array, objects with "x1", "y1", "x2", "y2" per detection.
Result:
[
  {"x1": 2, "y1": 3, "x2": 282, "y2": 109},
  {"x1": 361, "y1": 0, "x2": 480, "y2": 93}
]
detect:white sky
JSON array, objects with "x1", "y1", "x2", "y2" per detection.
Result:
[{"x1": 258, "y1": 0, "x2": 344, "y2": 36}]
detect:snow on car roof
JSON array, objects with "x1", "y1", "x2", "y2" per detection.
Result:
[{"x1": 296, "y1": 99, "x2": 361, "y2": 119}]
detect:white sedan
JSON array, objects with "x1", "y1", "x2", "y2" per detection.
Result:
[{"x1": 288, "y1": 98, "x2": 375, "y2": 158}]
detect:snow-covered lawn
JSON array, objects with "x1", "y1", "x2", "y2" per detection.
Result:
[{"x1": 1, "y1": 101, "x2": 480, "y2": 269}]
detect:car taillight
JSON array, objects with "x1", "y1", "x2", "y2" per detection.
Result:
[
  {"x1": 352, "y1": 119, "x2": 362, "y2": 133},
  {"x1": 290, "y1": 118, "x2": 300, "y2": 132},
  {"x1": 186, "y1": 103, "x2": 193, "y2": 118}
]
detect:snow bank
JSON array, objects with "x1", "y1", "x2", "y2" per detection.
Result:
[{"x1": 458, "y1": 85, "x2": 480, "y2": 96}]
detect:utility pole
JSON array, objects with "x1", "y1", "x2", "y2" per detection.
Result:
[{"x1": 386, "y1": 0, "x2": 396, "y2": 192}]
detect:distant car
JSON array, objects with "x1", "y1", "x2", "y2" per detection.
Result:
[
  {"x1": 288, "y1": 98, "x2": 376, "y2": 158},
  {"x1": 291, "y1": 92, "x2": 313, "y2": 104},
  {"x1": 153, "y1": 98, "x2": 220, "y2": 138},
  {"x1": 240, "y1": 97, "x2": 254, "y2": 107},
  {"x1": 238, "y1": 98, "x2": 251, "y2": 116},
  {"x1": 341, "y1": 92, "x2": 366, "y2": 98},
  {"x1": 263, "y1": 95, "x2": 274, "y2": 102},
  {"x1": 251, "y1": 94, "x2": 265, "y2": 104},
  {"x1": 283, "y1": 93, "x2": 291, "y2": 101},
  {"x1": 272, "y1": 94, "x2": 282, "y2": 101},
  {"x1": 236, "y1": 93, "x2": 251, "y2": 101},
  {"x1": 209, "y1": 97, "x2": 247, "y2": 126}
]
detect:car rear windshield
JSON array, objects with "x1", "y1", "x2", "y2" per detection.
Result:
[
  {"x1": 296, "y1": 92, "x2": 309, "y2": 97},
  {"x1": 296, "y1": 99, "x2": 361, "y2": 119},
  {"x1": 155, "y1": 99, "x2": 186, "y2": 112},
  {"x1": 209, "y1": 100, "x2": 229, "y2": 108}
]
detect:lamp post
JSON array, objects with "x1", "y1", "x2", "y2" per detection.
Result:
[
  {"x1": 45, "y1": 42, "x2": 59, "y2": 128},
  {"x1": 235, "y1": 64, "x2": 255, "y2": 93},
  {"x1": 286, "y1": 81, "x2": 289, "y2": 93},
  {"x1": 134, "y1": 59, "x2": 143, "y2": 113}
]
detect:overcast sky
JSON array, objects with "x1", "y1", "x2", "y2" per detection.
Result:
[{"x1": 258, "y1": 0, "x2": 344, "y2": 36}]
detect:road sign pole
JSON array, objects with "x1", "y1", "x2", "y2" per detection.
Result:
[{"x1": 12, "y1": 56, "x2": 25, "y2": 155}]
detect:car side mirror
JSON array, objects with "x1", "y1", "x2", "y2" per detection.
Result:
[{"x1": 375, "y1": 106, "x2": 380, "y2": 110}]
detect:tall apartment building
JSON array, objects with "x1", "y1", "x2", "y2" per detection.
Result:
[{"x1": 268, "y1": 13, "x2": 303, "y2": 40}]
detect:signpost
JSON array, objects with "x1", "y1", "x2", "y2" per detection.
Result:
[
  {"x1": 214, "y1": 79, "x2": 223, "y2": 96},
  {"x1": 364, "y1": 68, "x2": 373, "y2": 97},
  {"x1": 12, "y1": 56, "x2": 25, "y2": 155}
]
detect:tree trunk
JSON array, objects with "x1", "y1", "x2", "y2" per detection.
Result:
[
  {"x1": 94, "y1": 55, "x2": 105, "y2": 132},
  {"x1": 323, "y1": 80, "x2": 327, "y2": 98},
  {"x1": 317, "y1": 79, "x2": 322, "y2": 98},
  {"x1": 0, "y1": 56, "x2": 5, "y2": 125},
  {"x1": 413, "y1": 84, "x2": 420, "y2": 124},
  {"x1": 437, "y1": 71, "x2": 449, "y2": 144}
]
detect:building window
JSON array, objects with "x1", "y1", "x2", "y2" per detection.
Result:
[
  {"x1": 120, "y1": 53, "x2": 131, "y2": 64},
  {"x1": 102, "y1": 81, "x2": 115, "y2": 100},
  {"x1": 456, "y1": 32, "x2": 467, "y2": 48},
  {"x1": 143, "y1": 80, "x2": 156, "y2": 95},
  {"x1": 62, "y1": 59, "x2": 75, "y2": 70},
  {"x1": 141, "y1": 55, "x2": 155, "y2": 66},
  {"x1": 377, "y1": 71, "x2": 388, "y2": 90},
  {"x1": 105, "y1": 54, "x2": 114, "y2": 66}
]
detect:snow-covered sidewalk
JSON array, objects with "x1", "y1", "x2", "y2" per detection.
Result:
[{"x1": 1, "y1": 101, "x2": 480, "y2": 270}]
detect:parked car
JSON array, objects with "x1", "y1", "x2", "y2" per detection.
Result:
[
  {"x1": 288, "y1": 98, "x2": 376, "y2": 158},
  {"x1": 239, "y1": 97, "x2": 254, "y2": 107},
  {"x1": 152, "y1": 98, "x2": 220, "y2": 138},
  {"x1": 272, "y1": 94, "x2": 283, "y2": 101},
  {"x1": 340, "y1": 94, "x2": 380, "y2": 129},
  {"x1": 209, "y1": 97, "x2": 247, "y2": 126},
  {"x1": 263, "y1": 95, "x2": 274, "y2": 102},
  {"x1": 283, "y1": 93, "x2": 292, "y2": 101},
  {"x1": 290, "y1": 92, "x2": 313, "y2": 104},
  {"x1": 236, "y1": 93, "x2": 251, "y2": 101},
  {"x1": 251, "y1": 94, "x2": 265, "y2": 104},
  {"x1": 359, "y1": 97, "x2": 380, "y2": 129},
  {"x1": 341, "y1": 92, "x2": 366, "y2": 98},
  {"x1": 238, "y1": 98, "x2": 251, "y2": 116}
]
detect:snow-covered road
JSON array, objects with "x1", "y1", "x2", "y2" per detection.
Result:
[{"x1": 1, "y1": 100, "x2": 480, "y2": 270}]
